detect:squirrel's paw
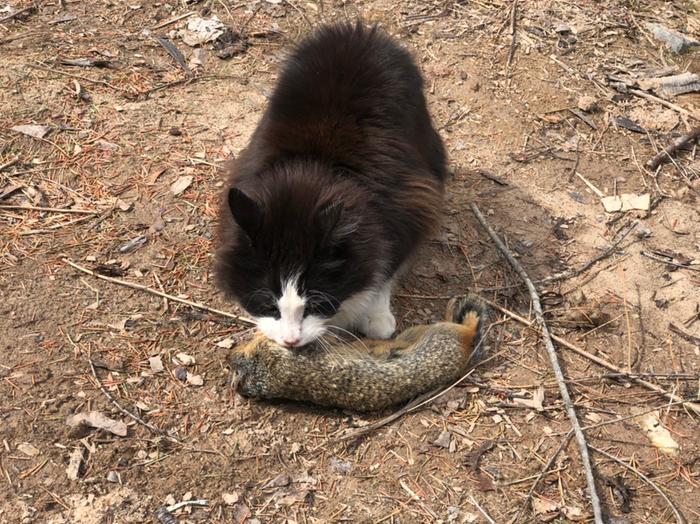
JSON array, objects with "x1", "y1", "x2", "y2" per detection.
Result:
[{"x1": 360, "y1": 310, "x2": 396, "y2": 339}]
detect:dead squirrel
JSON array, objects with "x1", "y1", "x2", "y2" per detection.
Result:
[{"x1": 231, "y1": 295, "x2": 487, "y2": 412}]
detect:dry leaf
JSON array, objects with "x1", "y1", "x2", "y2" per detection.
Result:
[
  {"x1": 263, "y1": 473, "x2": 291, "y2": 489},
  {"x1": 562, "y1": 506, "x2": 586, "y2": 520},
  {"x1": 532, "y1": 496, "x2": 559, "y2": 520},
  {"x1": 232, "y1": 502, "x2": 250, "y2": 524},
  {"x1": 11, "y1": 124, "x2": 52, "y2": 139},
  {"x1": 601, "y1": 193, "x2": 650, "y2": 213},
  {"x1": 17, "y1": 442, "x2": 40, "y2": 457},
  {"x1": 149, "y1": 356, "x2": 164, "y2": 374},
  {"x1": 66, "y1": 411, "x2": 128, "y2": 437},
  {"x1": 634, "y1": 409, "x2": 679, "y2": 455},
  {"x1": 171, "y1": 175, "x2": 193, "y2": 196},
  {"x1": 216, "y1": 337, "x2": 235, "y2": 349},
  {"x1": 175, "y1": 352, "x2": 196, "y2": 366}
]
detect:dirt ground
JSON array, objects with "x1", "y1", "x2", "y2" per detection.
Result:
[{"x1": 1, "y1": 0, "x2": 700, "y2": 523}]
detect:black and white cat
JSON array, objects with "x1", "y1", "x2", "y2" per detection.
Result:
[{"x1": 214, "y1": 22, "x2": 447, "y2": 348}]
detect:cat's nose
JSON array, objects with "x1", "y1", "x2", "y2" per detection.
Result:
[{"x1": 281, "y1": 336, "x2": 301, "y2": 347}]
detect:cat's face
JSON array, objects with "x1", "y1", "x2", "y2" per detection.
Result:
[{"x1": 217, "y1": 180, "x2": 377, "y2": 347}]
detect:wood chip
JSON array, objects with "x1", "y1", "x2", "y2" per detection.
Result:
[
  {"x1": 66, "y1": 411, "x2": 128, "y2": 437},
  {"x1": 66, "y1": 447, "x2": 85, "y2": 480},
  {"x1": 171, "y1": 175, "x2": 193, "y2": 196},
  {"x1": 17, "y1": 442, "x2": 40, "y2": 457}
]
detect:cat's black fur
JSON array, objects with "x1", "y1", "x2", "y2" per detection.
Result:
[{"x1": 214, "y1": 21, "x2": 446, "y2": 324}]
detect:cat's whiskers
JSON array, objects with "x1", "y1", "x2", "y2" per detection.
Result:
[
  {"x1": 315, "y1": 335, "x2": 344, "y2": 369},
  {"x1": 324, "y1": 324, "x2": 370, "y2": 354}
]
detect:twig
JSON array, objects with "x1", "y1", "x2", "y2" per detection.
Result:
[
  {"x1": 28, "y1": 63, "x2": 123, "y2": 91},
  {"x1": 629, "y1": 88, "x2": 700, "y2": 121},
  {"x1": 669, "y1": 323, "x2": 700, "y2": 346},
  {"x1": 62, "y1": 258, "x2": 254, "y2": 325},
  {"x1": 149, "y1": 10, "x2": 195, "y2": 30},
  {"x1": 647, "y1": 127, "x2": 700, "y2": 169},
  {"x1": 469, "y1": 203, "x2": 604, "y2": 524},
  {"x1": 484, "y1": 299, "x2": 700, "y2": 415},
  {"x1": 469, "y1": 495, "x2": 496, "y2": 524},
  {"x1": 0, "y1": 157, "x2": 19, "y2": 172},
  {"x1": 590, "y1": 446, "x2": 687, "y2": 524},
  {"x1": 0, "y1": 204, "x2": 97, "y2": 214},
  {"x1": 0, "y1": 5, "x2": 34, "y2": 23},
  {"x1": 166, "y1": 499, "x2": 209, "y2": 512},
  {"x1": 539, "y1": 222, "x2": 637, "y2": 284},
  {"x1": 506, "y1": 0, "x2": 518, "y2": 69},
  {"x1": 88, "y1": 358, "x2": 182, "y2": 443},
  {"x1": 641, "y1": 250, "x2": 700, "y2": 273},
  {"x1": 513, "y1": 431, "x2": 573, "y2": 523}
]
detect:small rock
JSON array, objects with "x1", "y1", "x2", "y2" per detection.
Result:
[
  {"x1": 577, "y1": 95, "x2": 597, "y2": 112},
  {"x1": 173, "y1": 366, "x2": 188, "y2": 381}
]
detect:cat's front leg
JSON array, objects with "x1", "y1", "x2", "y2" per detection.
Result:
[{"x1": 358, "y1": 282, "x2": 396, "y2": 339}]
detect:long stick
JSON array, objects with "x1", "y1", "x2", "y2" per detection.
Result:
[
  {"x1": 470, "y1": 203, "x2": 604, "y2": 524},
  {"x1": 62, "y1": 258, "x2": 254, "y2": 325},
  {"x1": 647, "y1": 127, "x2": 700, "y2": 170},
  {"x1": 0, "y1": 204, "x2": 97, "y2": 215}
]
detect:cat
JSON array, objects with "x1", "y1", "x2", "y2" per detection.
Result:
[{"x1": 214, "y1": 21, "x2": 447, "y2": 348}]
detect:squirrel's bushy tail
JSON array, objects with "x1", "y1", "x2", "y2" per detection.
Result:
[{"x1": 446, "y1": 294, "x2": 489, "y2": 362}]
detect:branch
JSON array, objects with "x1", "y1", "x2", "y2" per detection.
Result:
[
  {"x1": 470, "y1": 203, "x2": 604, "y2": 524},
  {"x1": 62, "y1": 258, "x2": 254, "y2": 325}
]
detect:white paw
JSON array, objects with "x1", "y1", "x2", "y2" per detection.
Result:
[{"x1": 361, "y1": 310, "x2": 396, "y2": 339}]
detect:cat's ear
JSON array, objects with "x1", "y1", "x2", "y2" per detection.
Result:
[{"x1": 228, "y1": 187, "x2": 262, "y2": 238}]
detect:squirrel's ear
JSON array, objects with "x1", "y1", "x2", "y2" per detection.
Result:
[{"x1": 228, "y1": 188, "x2": 262, "y2": 238}]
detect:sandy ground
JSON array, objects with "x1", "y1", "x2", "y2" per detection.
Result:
[{"x1": 1, "y1": 0, "x2": 699, "y2": 523}]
